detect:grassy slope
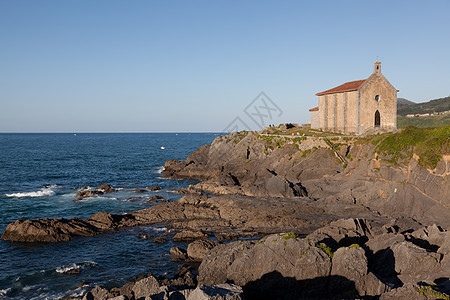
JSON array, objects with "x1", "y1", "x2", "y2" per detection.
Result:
[{"x1": 364, "y1": 126, "x2": 450, "y2": 169}]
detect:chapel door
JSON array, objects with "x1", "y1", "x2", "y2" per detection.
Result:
[{"x1": 375, "y1": 110, "x2": 381, "y2": 127}]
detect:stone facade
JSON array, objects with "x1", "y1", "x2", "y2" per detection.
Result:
[
  {"x1": 311, "y1": 61, "x2": 397, "y2": 135},
  {"x1": 309, "y1": 106, "x2": 320, "y2": 129}
]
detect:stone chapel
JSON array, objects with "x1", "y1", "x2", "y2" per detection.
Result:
[{"x1": 309, "y1": 61, "x2": 398, "y2": 135}]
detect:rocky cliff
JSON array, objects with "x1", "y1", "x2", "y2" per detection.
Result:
[{"x1": 163, "y1": 130, "x2": 450, "y2": 229}]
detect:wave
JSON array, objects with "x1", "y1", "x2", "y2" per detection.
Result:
[
  {"x1": 55, "y1": 261, "x2": 97, "y2": 274},
  {"x1": 0, "y1": 288, "x2": 11, "y2": 297},
  {"x1": 156, "y1": 166, "x2": 165, "y2": 174},
  {"x1": 6, "y1": 188, "x2": 56, "y2": 198}
]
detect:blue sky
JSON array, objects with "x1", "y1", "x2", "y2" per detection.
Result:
[{"x1": 1, "y1": 0, "x2": 449, "y2": 132}]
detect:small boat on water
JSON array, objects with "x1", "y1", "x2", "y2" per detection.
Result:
[{"x1": 160, "y1": 146, "x2": 166, "y2": 150}]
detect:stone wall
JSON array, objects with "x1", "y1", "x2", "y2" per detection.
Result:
[
  {"x1": 359, "y1": 74, "x2": 397, "y2": 134},
  {"x1": 318, "y1": 91, "x2": 359, "y2": 134},
  {"x1": 310, "y1": 110, "x2": 320, "y2": 129}
]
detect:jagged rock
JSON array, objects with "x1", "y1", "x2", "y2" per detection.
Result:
[
  {"x1": 64, "y1": 268, "x2": 81, "y2": 274},
  {"x1": 110, "y1": 282, "x2": 134, "y2": 299},
  {"x1": 409, "y1": 224, "x2": 448, "y2": 252},
  {"x1": 187, "y1": 239, "x2": 218, "y2": 262},
  {"x1": 188, "y1": 283, "x2": 243, "y2": 300},
  {"x1": 82, "y1": 286, "x2": 108, "y2": 300},
  {"x1": 331, "y1": 246, "x2": 385, "y2": 296},
  {"x1": 153, "y1": 237, "x2": 168, "y2": 243},
  {"x1": 75, "y1": 190, "x2": 104, "y2": 200},
  {"x1": 97, "y1": 184, "x2": 116, "y2": 193},
  {"x1": 88, "y1": 212, "x2": 117, "y2": 229},
  {"x1": 380, "y1": 284, "x2": 436, "y2": 300},
  {"x1": 170, "y1": 247, "x2": 188, "y2": 261},
  {"x1": 173, "y1": 230, "x2": 208, "y2": 242},
  {"x1": 137, "y1": 233, "x2": 154, "y2": 239},
  {"x1": 392, "y1": 241, "x2": 441, "y2": 276},
  {"x1": 149, "y1": 186, "x2": 162, "y2": 191},
  {"x1": 306, "y1": 218, "x2": 375, "y2": 250},
  {"x1": 199, "y1": 234, "x2": 332, "y2": 286},
  {"x1": 132, "y1": 275, "x2": 160, "y2": 299},
  {"x1": 366, "y1": 233, "x2": 405, "y2": 254}
]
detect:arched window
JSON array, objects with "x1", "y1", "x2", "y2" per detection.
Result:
[
  {"x1": 375, "y1": 110, "x2": 381, "y2": 127},
  {"x1": 375, "y1": 95, "x2": 380, "y2": 102}
]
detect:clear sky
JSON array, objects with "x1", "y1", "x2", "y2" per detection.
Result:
[{"x1": 1, "y1": 0, "x2": 449, "y2": 132}]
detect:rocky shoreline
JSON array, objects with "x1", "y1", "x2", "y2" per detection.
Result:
[{"x1": 2, "y1": 131, "x2": 449, "y2": 299}]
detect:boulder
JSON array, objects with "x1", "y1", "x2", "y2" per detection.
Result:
[
  {"x1": 132, "y1": 275, "x2": 160, "y2": 299},
  {"x1": 82, "y1": 286, "x2": 108, "y2": 300},
  {"x1": 187, "y1": 283, "x2": 243, "y2": 300},
  {"x1": 75, "y1": 190, "x2": 104, "y2": 200},
  {"x1": 380, "y1": 284, "x2": 436, "y2": 300},
  {"x1": 149, "y1": 186, "x2": 162, "y2": 191},
  {"x1": 187, "y1": 239, "x2": 219, "y2": 261},
  {"x1": 97, "y1": 184, "x2": 116, "y2": 193},
  {"x1": 392, "y1": 241, "x2": 441, "y2": 276},
  {"x1": 199, "y1": 234, "x2": 332, "y2": 286},
  {"x1": 170, "y1": 247, "x2": 188, "y2": 261},
  {"x1": 331, "y1": 245, "x2": 385, "y2": 296},
  {"x1": 305, "y1": 218, "x2": 374, "y2": 250}
]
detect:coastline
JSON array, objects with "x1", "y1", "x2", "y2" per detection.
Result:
[{"x1": 1, "y1": 130, "x2": 449, "y2": 299}]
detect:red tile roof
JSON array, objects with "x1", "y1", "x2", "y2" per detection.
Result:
[
  {"x1": 315, "y1": 79, "x2": 367, "y2": 96},
  {"x1": 309, "y1": 106, "x2": 319, "y2": 112}
]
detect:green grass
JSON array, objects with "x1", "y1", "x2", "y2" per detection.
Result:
[
  {"x1": 232, "y1": 131, "x2": 249, "y2": 144},
  {"x1": 315, "y1": 243, "x2": 334, "y2": 259},
  {"x1": 418, "y1": 285, "x2": 450, "y2": 300},
  {"x1": 375, "y1": 126, "x2": 449, "y2": 169}
]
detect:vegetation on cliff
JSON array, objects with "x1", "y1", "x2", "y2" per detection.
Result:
[{"x1": 366, "y1": 126, "x2": 449, "y2": 169}]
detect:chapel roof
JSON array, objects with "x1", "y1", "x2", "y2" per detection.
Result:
[{"x1": 315, "y1": 79, "x2": 367, "y2": 96}]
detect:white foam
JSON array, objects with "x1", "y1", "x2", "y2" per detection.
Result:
[
  {"x1": 6, "y1": 188, "x2": 56, "y2": 198},
  {"x1": 56, "y1": 261, "x2": 97, "y2": 274},
  {"x1": 0, "y1": 288, "x2": 11, "y2": 297},
  {"x1": 150, "y1": 227, "x2": 167, "y2": 232},
  {"x1": 156, "y1": 166, "x2": 165, "y2": 174},
  {"x1": 56, "y1": 263, "x2": 78, "y2": 274}
]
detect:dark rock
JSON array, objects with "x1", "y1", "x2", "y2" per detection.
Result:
[
  {"x1": 64, "y1": 268, "x2": 81, "y2": 274},
  {"x1": 149, "y1": 186, "x2": 161, "y2": 191},
  {"x1": 136, "y1": 233, "x2": 154, "y2": 239},
  {"x1": 189, "y1": 283, "x2": 244, "y2": 300},
  {"x1": 153, "y1": 237, "x2": 168, "y2": 244},
  {"x1": 75, "y1": 190, "x2": 104, "y2": 201}
]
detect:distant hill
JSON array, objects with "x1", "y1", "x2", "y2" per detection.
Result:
[
  {"x1": 397, "y1": 98, "x2": 416, "y2": 106},
  {"x1": 397, "y1": 96, "x2": 450, "y2": 116},
  {"x1": 396, "y1": 96, "x2": 450, "y2": 128}
]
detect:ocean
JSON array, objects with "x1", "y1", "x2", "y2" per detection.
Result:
[{"x1": 0, "y1": 133, "x2": 218, "y2": 299}]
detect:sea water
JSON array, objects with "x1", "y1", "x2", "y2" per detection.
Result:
[{"x1": 0, "y1": 133, "x2": 217, "y2": 299}]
